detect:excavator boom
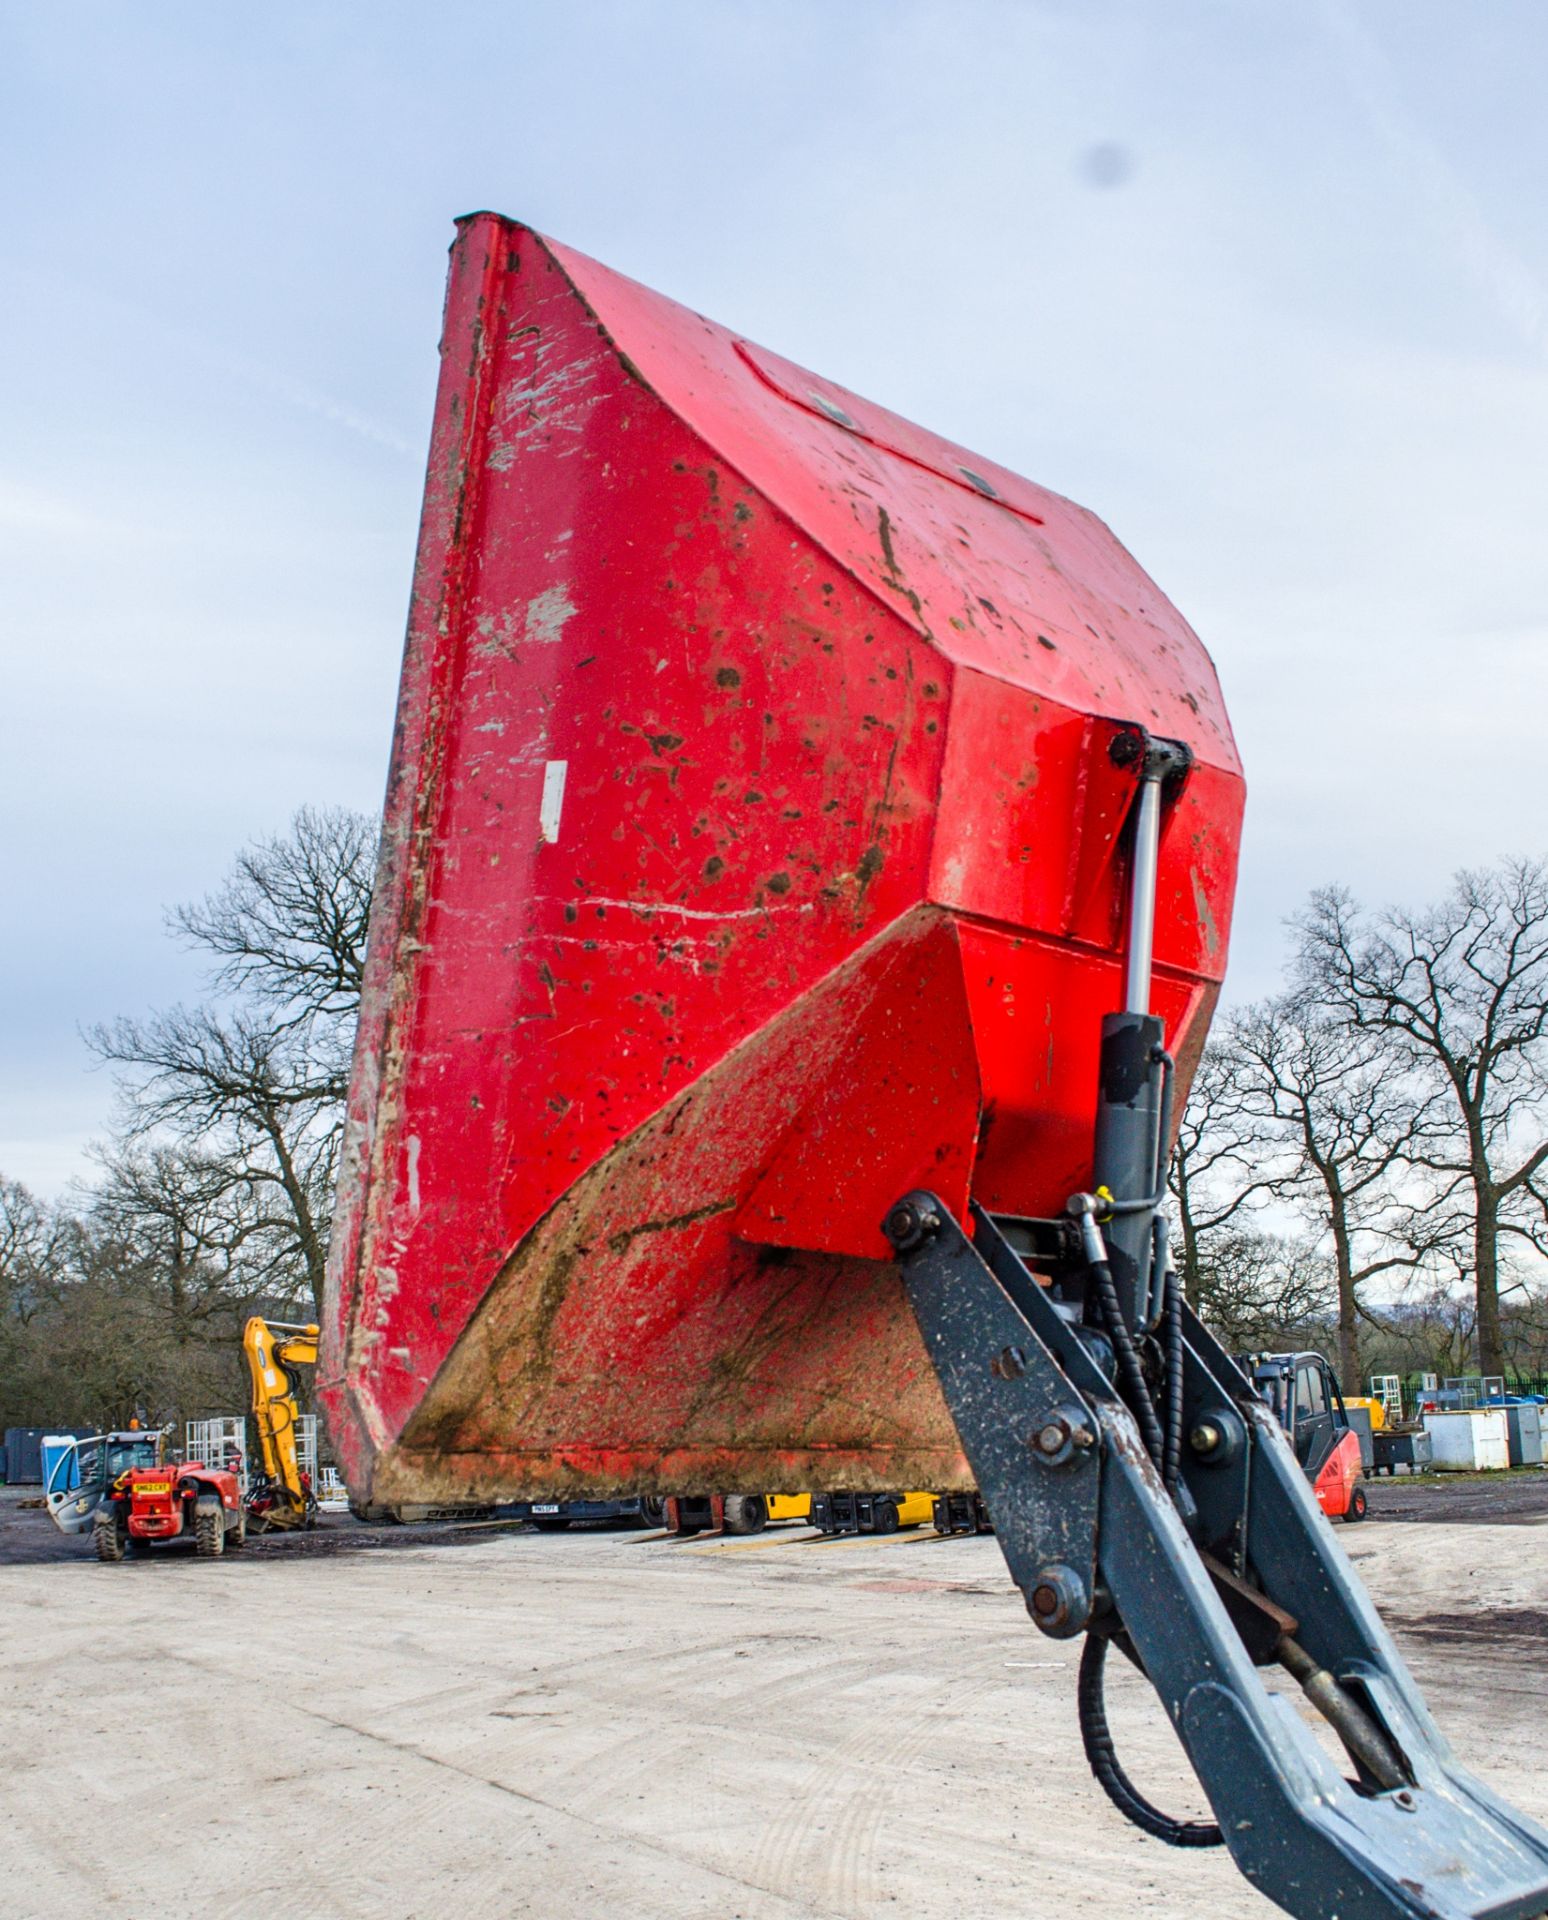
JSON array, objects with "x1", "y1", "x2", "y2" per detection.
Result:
[
  {"x1": 243, "y1": 1318, "x2": 318, "y2": 1531},
  {"x1": 319, "y1": 215, "x2": 1548, "y2": 1920}
]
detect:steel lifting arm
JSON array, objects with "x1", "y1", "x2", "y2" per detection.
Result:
[
  {"x1": 881, "y1": 731, "x2": 1548, "y2": 1920},
  {"x1": 885, "y1": 1195, "x2": 1548, "y2": 1919}
]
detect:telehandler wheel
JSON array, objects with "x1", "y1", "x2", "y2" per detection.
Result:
[
  {"x1": 93, "y1": 1512, "x2": 128, "y2": 1562},
  {"x1": 721, "y1": 1495, "x2": 768, "y2": 1535},
  {"x1": 1345, "y1": 1485, "x2": 1369, "y2": 1523},
  {"x1": 873, "y1": 1499, "x2": 901, "y2": 1534},
  {"x1": 194, "y1": 1497, "x2": 227, "y2": 1557},
  {"x1": 636, "y1": 1497, "x2": 666, "y2": 1528},
  {"x1": 225, "y1": 1508, "x2": 247, "y2": 1551}
]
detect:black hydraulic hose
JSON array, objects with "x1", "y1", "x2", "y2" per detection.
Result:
[
  {"x1": 1163, "y1": 1259, "x2": 1185, "y2": 1498},
  {"x1": 1087, "y1": 1250, "x2": 1167, "y2": 1469},
  {"x1": 1077, "y1": 1634, "x2": 1224, "y2": 1849}
]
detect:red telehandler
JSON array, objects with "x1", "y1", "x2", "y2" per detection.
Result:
[
  {"x1": 93, "y1": 1456, "x2": 245, "y2": 1562},
  {"x1": 44, "y1": 1425, "x2": 245, "y2": 1559},
  {"x1": 50, "y1": 1318, "x2": 319, "y2": 1558},
  {"x1": 319, "y1": 214, "x2": 1548, "y2": 1920}
]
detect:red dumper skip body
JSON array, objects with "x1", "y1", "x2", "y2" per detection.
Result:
[{"x1": 320, "y1": 212, "x2": 1242, "y2": 1507}]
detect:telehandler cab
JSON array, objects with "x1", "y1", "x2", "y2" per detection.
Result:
[{"x1": 44, "y1": 1429, "x2": 163, "y2": 1536}]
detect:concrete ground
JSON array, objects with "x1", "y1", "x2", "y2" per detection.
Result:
[{"x1": 0, "y1": 1480, "x2": 1544, "y2": 1920}]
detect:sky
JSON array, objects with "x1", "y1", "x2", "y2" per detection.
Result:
[{"x1": 4, "y1": 2, "x2": 1547, "y2": 1197}]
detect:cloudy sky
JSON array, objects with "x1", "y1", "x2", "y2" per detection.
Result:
[{"x1": 5, "y1": 2, "x2": 1546, "y2": 1195}]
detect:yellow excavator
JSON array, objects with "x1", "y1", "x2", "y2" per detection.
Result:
[{"x1": 241, "y1": 1317, "x2": 319, "y2": 1532}]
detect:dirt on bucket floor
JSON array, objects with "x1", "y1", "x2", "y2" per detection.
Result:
[{"x1": 0, "y1": 1475, "x2": 1544, "y2": 1919}]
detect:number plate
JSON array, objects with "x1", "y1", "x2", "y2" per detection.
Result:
[
  {"x1": 531, "y1": 1504, "x2": 561, "y2": 1514},
  {"x1": 136, "y1": 1481, "x2": 171, "y2": 1496}
]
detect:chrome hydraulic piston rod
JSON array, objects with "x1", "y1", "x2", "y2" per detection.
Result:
[{"x1": 1091, "y1": 733, "x2": 1190, "y2": 1329}]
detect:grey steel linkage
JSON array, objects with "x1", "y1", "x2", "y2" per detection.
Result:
[{"x1": 885, "y1": 1193, "x2": 1548, "y2": 1920}]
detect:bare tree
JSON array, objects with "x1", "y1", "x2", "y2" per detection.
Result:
[
  {"x1": 0, "y1": 1175, "x2": 62, "y2": 1325},
  {"x1": 88, "y1": 809, "x2": 376, "y2": 1314},
  {"x1": 0, "y1": 1176, "x2": 73, "y2": 1402},
  {"x1": 1191, "y1": 1226, "x2": 1333, "y2": 1356},
  {"x1": 1, "y1": 812, "x2": 376, "y2": 1429},
  {"x1": 1229, "y1": 996, "x2": 1447, "y2": 1393},
  {"x1": 1359, "y1": 1272, "x2": 1484, "y2": 1384},
  {"x1": 1, "y1": 1165, "x2": 315, "y2": 1432},
  {"x1": 171, "y1": 802, "x2": 376, "y2": 1059},
  {"x1": 1169, "y1": 1037, "x2": 1288, "y2": 1310},
  {"x1": 87, "y1": 1143, "x2": 303, "y2": 1336},
  {"x1": 1297, "y1": 861, "x2": 1548, "y2": 1378},
  {"x1": 1500, "y1": 1285, "x2": 1548, "y2": 1376},
  {"x1": 0, "y1": 1175, "x2": 253, "y2": 1436}
]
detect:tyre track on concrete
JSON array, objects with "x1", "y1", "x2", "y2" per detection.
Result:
[
  {"x1": 457, "y1": 1547, "x2": 1004, "y2": 1905},
  {"x1": 44, "y1": 1637, "x2": 762, "y2": 1919},
  {"x1": 10, "y1": 1505, "x2": 1542, "y2": 1919},
  {"x1": 745, "y1": 1665, "x2": 1003, "y2": 1910},
  {"x1": 288, "y1": 1698, "x2": 823, "y2": 1918}
]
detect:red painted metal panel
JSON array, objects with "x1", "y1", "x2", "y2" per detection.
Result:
[{"x1": 320, "y1": 214, "x2": 1244, "y2": 1505}]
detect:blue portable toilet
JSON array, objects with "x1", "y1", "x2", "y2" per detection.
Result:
[{"x1": 41, "y1": 1434, "x2": 84, "y2": 1495}]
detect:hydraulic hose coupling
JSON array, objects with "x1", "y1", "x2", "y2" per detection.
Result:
[{"x1": 1067, "y1": 1194, "x2": 1108, "y2": 1270}]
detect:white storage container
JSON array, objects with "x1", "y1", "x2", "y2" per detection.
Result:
[{"x1": 1422, "y1": 1408, "x2": 1509, "y2": 1471}]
